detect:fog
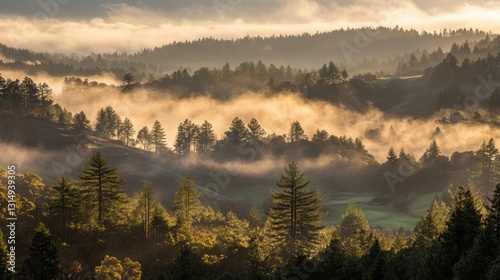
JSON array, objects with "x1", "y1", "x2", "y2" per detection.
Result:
[{"x1": 53, "y1": 84, "x2": 500, "y2": 163}]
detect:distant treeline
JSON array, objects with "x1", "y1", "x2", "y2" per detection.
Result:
[{"x1": 0, "y1": 26, "x2": 491, "y2": 79}]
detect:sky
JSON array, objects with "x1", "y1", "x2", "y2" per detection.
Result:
[{"x1": 0, "y1": 0, "x2": 499, "y2": 54}]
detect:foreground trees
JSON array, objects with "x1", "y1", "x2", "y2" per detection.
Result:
[
  {"x1": 20, "y1": 224, "x2": 60, "y2": 280},
  {"x1": 79, "y1": 151, "x2": 127, "y2": 227},
  {"x1": 268, "y1": 161, "x2": 324, "y2": 257}
]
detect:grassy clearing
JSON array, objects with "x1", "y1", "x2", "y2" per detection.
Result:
[{"x1": 223, "y1": 185, "x2": 441, "y2": 230}]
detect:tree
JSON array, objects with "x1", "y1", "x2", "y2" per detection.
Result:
[
  {"x1": 475, "y1": 138, "x2": 499, "y2": 188},
  {"x1": 20, "y1": 223, "x2": 60, "y2": 280},
  {"x1": 135, "y1": 184, "x2": 155, "y2": 239},
  {"x1": 20, "y1": 76, "x2": 39, "y2": 115},
  {"x1": 312, "y1": 129, "x2": 329, "y2": 143},
  {"x1": 47, "y1": 177, "x2": 79, "y2": 242},
  {"x1": 122, "y1": 73, "x2": 137, "y2": 92},
  {"x1": 162, "y1": 245, "x2": 206, "y2": 280},
  {"x1": 174, "y1": 119, "x2": 198, "y2": 155},
  {"x1": 268, "y1": 161, "x2": 324, "y2": 257},
  {"x1": 437, "y1": 187, "x2": 482, "y2": 279},
  {"x1": 173, "y1": 178, "x2": 202, "y2": 236},
  {"x1": 312, "y1": 237, "x2": 349, "y2": 280},
  {"x1": 119, "y1": 118, "x2": 135, "y2": 146},
  {"x1": 137, "y1": 126, "x2": 151, "y2": 150},
  {"x1": 95, "y1": 106, "x2": 120, "y2": 138},
  {"x1": 224, "y1": 117, "x2": 249, "y2": 145},
  {"x1": 247, "y1": 118, "x2": 266, "y2": 144},
  {"x1": 413, "y1": 199, "x2": 450, "y2": 247},
  {"x1": 220, "y1": 211, "x2": 250, "y2": 253},
  {"x1": 79, "y1": 152, "x2": 127, "y2": 226},
  {"x1": 455, "y1": 184, "x2": 500, "y2": 279},
  {"x1": 289, "y1": 121, "x2": 307, "y2": 142},
  {"x1": 95, "y1": 255, "x2": 122, "y2": 280},
  {"x1": 196, "y1": 120, "x2": 215, "y2": 153},
  {"x1": 386, "y1": 146, "x2": 397, "y2": 163},
  {"x1": 72, "y1": 111, "x2": 91, "y2": 138},
  {"x1": 37, "y1": 82, "x2": 53, "y2": 118},
  {"x1": 121, "y1": 258, "x2": 142, "y2": 280},
  {"x1": 95, "y1": 255, "x2": 141, "y2": 280},
  {"x1": 421, "y1": 140, "x2": 441, "y2": 165},
  {"x1": 340, "y1": 203, "x2": 371, "y2": 257},
  {"x1": 151, "y1": 120, "x2": 167, "y2": 154}
]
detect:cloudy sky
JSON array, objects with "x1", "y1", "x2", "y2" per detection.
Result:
[{"x1": 1, "y1": 0, "x2": 499, "y2": 54}]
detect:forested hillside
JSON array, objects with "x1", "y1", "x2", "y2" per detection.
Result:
[{"x1": 1, "y1": 22, "x2": 500, "y2": 279}]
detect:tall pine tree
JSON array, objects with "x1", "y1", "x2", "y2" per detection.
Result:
[
  {"x1": 268, "y1": 161, "x2": 324, "y2": 257},
  {"x1": 79, "y1": 152, "x2": 127, "y2": 227}
]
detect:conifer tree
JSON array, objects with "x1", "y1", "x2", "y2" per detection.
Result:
[
  {"x1": 173, "y1": 178, "x2": 202, "y2": 236},
  {"x1": 196, "y1": 120, "x2": 215, "y2": 153},
  {"x1": 247, "y1": 118, "x2": 266, "y2": 144},
  {"x1": 20, "y1": 223, "x2": 61, "y2": 280},
  {"x1": 289, "y1": 121, "x2": 307, "y2": 142},
  {"x1": 268, "y1": 161, "x2": 324, "y2": 257},
  {"x1": 79, "y1": 152, "x2": 127, "y2": 226},
  {"x1": 72, "y1": 111, "x2": 90, "y2": 138},
  {"x1": 386, "y1": 146, "x2": 397, "y2": 163},
  {"x1": 174, "y1": 119, "x2": 198, "y2": 155},
  {"x1": 437, "y1": 187, "x2": 482, "y2": 279},
  {"x1": 151, "y1": 120, "x2": 167, "y2": 154},
  {"x1": 340, "y1": 202, "x2": 371, "y2": 257},
  {"x1": 225, "y1": 117, "x2": 249, "y2": 145},
  {"x1": 137, "y1": 126, "x2": 151, "y2": 150},
  {"x1": 119, "y1": 117, "x2": 135, "y2": 146},
  {"x1": 47, "y1": 177, "x2": 79, "y2": 242}
]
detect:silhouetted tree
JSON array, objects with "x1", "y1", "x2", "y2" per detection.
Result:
[
  {"x1": 20, "y1": 223, "x2": 60, "y2": 280},
  {"x1": 151, "y1": 120, "x2": 167, "y2": 154}
]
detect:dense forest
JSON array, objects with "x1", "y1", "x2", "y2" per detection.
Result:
[{"x1": 1, "y1": 23, "x2": 500, "y2": 279}]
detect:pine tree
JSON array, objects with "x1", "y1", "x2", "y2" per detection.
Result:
[
  {"x1": 95, "y1": 106, "x2": 120, "y2": 138},
  {"x1": 72, "y1": 111, "x2": 90, "y2": 138},
  {"x1": 119, "y1": 117, "x2": 135, "y2": 146},
  {"x1": 386, "y1": 146, "x2": 397, "y2": 163},
  {"x1": 196, "y1": 120, "x2": 215, "y2": 153},
  {"x1": 137, "y1": 126, "x2": 151, "y2": 150},
  {"x1": 437, "y1": 187, "x2": 482, "y2": 279},
  {"x1": 163, "y1": 245, "x2": 206, "y2": 280},
  {"x1": 225, "y1": 117, "x2": 249, "y2": 145},
  {"x1": 421, "y1": 140, "x2": 441, "y2": 165},
  {"x1": 174, "y1": 119, "x2": 198, "y2": 155},
  {"x1": 173, "y1": 178, "x2": 202, "y2": 236},
  {"x1": 289, "y1": 121, "x2": 307, "y2": 142},
  {"x1": 312, "y1": 238, "x2": 348, "y2": 279},
  {"x1": 247, "y1": 118, "x2": 266, "y2": 144},
  {"x1": 454, "y1": 184, "x2": 500, "y2": 279},
  {"x1": 340, "y1": 202, "x2": 371, "y2": 257},
  {"x1": 312, "y1": 129, "x2": 329, "y2": 143},
  {"x1": 413, "y1": 200, "x2": 450, "y2": 247},
  {"x1": 268, "y1": 161, "x2": 324, "y2": 257},
  {"x1": 136, "y1": 184, "x2": 155, "y2": 239},
  {"x1": 47, "y1": 177, "x2": 79, "y2": 242},
  {"x1": 20, "y1": 223, "x2": 61, "y2": 279},
  {"x1": 475, "y1": 138, "x2": 499, "y2": 188},
  {"x1": 151, "y1": 120, "x2": 167, "y2": 154},
  {"x1": 486, "y1": 183, "x2": 500, "y2": 242},
  {"x1": 79, "y1": 152, "x2": 127, "y2": 227}
]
